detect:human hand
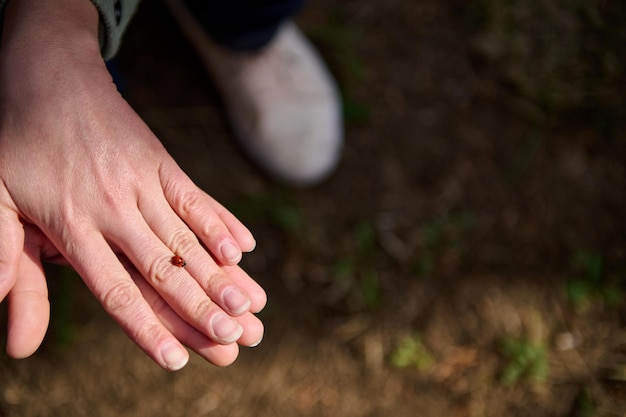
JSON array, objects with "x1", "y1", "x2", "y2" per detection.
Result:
[
  {"x1": 0, "y1": 0, "x2": 265, "y2": 369},
  {"x1": 4, "y1": 224, "x2": 264, "y2": 367}
]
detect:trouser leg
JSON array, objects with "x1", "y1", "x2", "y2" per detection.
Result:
[{"x1": 181, "y1": 0, "x2": 306, "y2": 51}]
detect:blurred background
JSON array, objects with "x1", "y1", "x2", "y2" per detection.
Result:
[{"x1": 1, "y1": 0, "x2": 625, "y2": 415}]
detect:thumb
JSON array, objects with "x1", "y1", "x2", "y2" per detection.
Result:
[
  {"x1": 6, "y1": 225, "x2": 50, "y2": 358},
  {"x1": 0, "y1": 199, "x2": 23, "y2": 304}
]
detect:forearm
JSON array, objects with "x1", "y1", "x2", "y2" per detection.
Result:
[
  {"x1": 1, "y1": 0, "x2": 102, "y2": 62},
  {"x1": 0, "y1": 0, "x2": 108, "y2": 111},
  {"x1": 0, "y1": 0, "x2": 140, "y2": 60}
]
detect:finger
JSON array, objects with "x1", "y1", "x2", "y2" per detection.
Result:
[
  {"x1": 6, "y1": 237, "x2": 50, "y2": 358},
  {"x1": 223, "y1": 265, "x2": 267, "y2": 314},
  {"x1": 158, "y1": 163, "x2": 249, "y2": 265},
  {"x1": 104, "y1": 214, "x2": 246, "y2": 343},
  {"x1": 0, "y1": 201, "x2": 23, "y2": 303},
  {"x1": 206, "y1": 197, "x2": 256, "y2": 253},
  {"x1": 129, "y1": 266, "x2": 241, "y2": 366},
  {"x1": 235, "y1": 312, "x2": 265, "y2": 347},
  {"x1": 134, "y1": 195, "x2": 255, "y2": 317},
  {"x1": 66, "y1": 230, "x2": 190, "y2": 371}
]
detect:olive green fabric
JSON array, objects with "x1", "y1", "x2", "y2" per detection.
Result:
[{"x1": 0, "y1": 0, "x2": 140, "y2": 60}]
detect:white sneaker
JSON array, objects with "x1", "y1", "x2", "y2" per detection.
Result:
[{"x1": 163, "y1": 0, "x2": 343, "y2": 186}]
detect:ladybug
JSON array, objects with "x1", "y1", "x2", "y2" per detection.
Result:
[{"x1": 171, "y1": 255, "x2": 186, "y2": 268}]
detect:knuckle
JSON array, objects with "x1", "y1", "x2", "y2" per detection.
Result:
[
  {"x1": 133, "y1": 321, "x2": 164, "y2": 346},
  {"x1": 98, "y1": 185, "x2": 127, "y2": 216},
  {"x1": 56, "y1": 215, "x2": 91, "y2": 250},
  {"x1": 101, "y1": 281, "x2": 139, "y2": 316},
  {"x1": 168, "y1": 228, "x2": 198, "y2": 255},
  {"x1": 178, "y1": 189, "x2": 204, "y2": 217},
  {"x1": 193, "y1": 298, "x2": 216, "y2": 319},
  {"x1": 145, "y1": 256, "x2": 174, "y2": 285},
  {"x1": 200, "y1": 269, "x2": 227, "y2": 293},
  {"x1": 196, "y1": 217, "x2": 225, "y2": 243},
  {"x1": 15, "y1": 288, "x2": 49, "y2": 302}
]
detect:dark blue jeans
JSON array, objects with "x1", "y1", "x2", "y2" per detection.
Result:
[{"x1": 183, "y1": 0, "x2": 306, "y2": 51}]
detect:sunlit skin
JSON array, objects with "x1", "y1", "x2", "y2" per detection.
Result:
[{"x1": 0, "y1": 0, "x2": 266, "y2": 370}]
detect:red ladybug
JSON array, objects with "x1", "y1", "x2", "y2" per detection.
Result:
[{"x1": 171, "y1": 255, "x2": 186, "y2": 268}]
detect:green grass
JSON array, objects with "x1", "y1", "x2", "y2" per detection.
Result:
[
  {"x1": 566, "y1": 250, "x2": 623, "y2": 310},
  {"x1": 499, "y1": 336, "x2": 548, "y2": 386},
  {"x1": 390, "y1": 334, "x2": 434, "y2": 371}
]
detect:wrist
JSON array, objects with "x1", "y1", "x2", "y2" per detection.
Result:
[
  {"x1": 1, "y1": 0, "x2": 102, "y2": 64},
  {"x1": 0, "y1": 0, "x2": 114, "y2": 119}
]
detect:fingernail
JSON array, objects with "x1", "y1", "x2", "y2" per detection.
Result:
[
  {"x1": 223, "y1": 286, "x2": 251, "y2": 315},
  {"x1": 161, "y1": 342, "x2": 189, "y2": 371},
  {"x1": 220, "y1": 241, "x2": 241, "y2": 263},
  {"x1": 246, "y1": 239, "x2": 257, "y2": 253},
  {"x1": 211, "y1": 313, "x2": 243, "y2": 344},
  {"x1": 249, "y1": 335, "x2": 263, "y2": 348}
]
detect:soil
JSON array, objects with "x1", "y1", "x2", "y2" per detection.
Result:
[{"x1": 1, "y1": 1, "x2": 625, "y2": 416}]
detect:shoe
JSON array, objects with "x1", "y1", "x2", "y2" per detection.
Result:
[{"x1": 163, "y1": 0, "x2": 343, "y2": 187}]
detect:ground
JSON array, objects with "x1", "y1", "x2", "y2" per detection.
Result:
[{"x1": 1, "y1": 0, "x2": 625, "y2": 416}]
